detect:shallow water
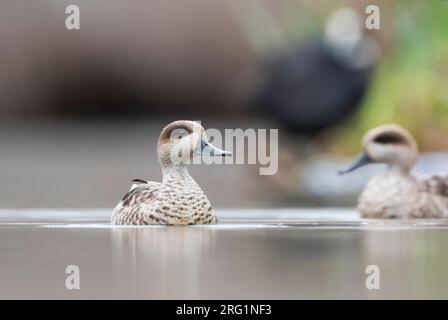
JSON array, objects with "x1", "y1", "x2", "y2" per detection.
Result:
[{"x1": 1, "y1": 209, "x2": 448, "y2": 299}]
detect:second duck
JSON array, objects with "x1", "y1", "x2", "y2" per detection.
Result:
[{"x1": 339, "y1": 124, "x2": 448, "y2": 218}]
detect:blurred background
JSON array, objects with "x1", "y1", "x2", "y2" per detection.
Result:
[{"x1": 1, "y1": 0, "x2": 448, "y2": 208}]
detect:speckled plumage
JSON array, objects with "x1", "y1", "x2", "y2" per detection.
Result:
[
  {"x1": 358, "y1": 171, "x2": 448, "y2": 218},
  {"x1": 112, "y1": 166, "x2": 217, "y2": 225},
  {"x1": 112, "y1": 120, "x2": 229, "y2": 225}
]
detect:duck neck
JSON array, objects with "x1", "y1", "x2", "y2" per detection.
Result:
[
  {"x1": 161, "y1": 163, "x2": 193, "y2": 182},
  {"x1": 387, "y1": 164, "x2": 411, "y2": 177}
]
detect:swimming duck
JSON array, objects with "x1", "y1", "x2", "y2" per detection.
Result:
[
  {"x1": 112, "y1": 120, "x2": 232, "y2": 225},
  {"x1": 339, "y1": 124, "x2": 448, "y2": 218}
]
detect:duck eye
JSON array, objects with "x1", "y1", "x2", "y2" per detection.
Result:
[{"x1": 170, "y1": 128, "x2": 190, "y2": 140}]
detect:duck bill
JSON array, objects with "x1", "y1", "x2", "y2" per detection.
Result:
[
  {"x1": 195, "y1": 139, "x2": 232, "y2": 157},
  {"x1": 338, "y1": 152, "x2": 373, "y2": 175}
]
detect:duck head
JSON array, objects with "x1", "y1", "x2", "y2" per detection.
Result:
[
  {"x1": 339, "y1": 124, "x2": 418, "y2": 174},
  {"x1": 158, "y1": 120, "x2": 232, "y2": 167}
]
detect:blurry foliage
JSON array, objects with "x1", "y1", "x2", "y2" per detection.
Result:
[{"x1": 324, "y1": 1, "x2": 448, "y2": 154}]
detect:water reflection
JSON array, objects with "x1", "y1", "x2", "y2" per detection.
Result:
[
  {"x1": 111, "y1": 227, "x2": 215, "y2": 299},
  {"x1": 109, "y1": 225, "x2": 448, "y2": 299},
  {"x1": 1, "y1": 210, "x2": 448, "y2": 299},
  {"x1": 361, "y1": 230, "x2": 448, "y2": 299}
]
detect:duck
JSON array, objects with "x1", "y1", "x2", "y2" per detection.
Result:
[
  {"x1": 112, "y1": 120, "x2": 232, "y2": 225},
  {"x1": 339, "y1": 124, "x2": 448, "y2": 218}
]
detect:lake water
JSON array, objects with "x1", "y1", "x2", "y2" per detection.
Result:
[{"x1": 1, "y1": 209, "x2": 448, "y2": 299}]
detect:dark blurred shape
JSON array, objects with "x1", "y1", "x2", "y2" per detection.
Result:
[
  {"x1": 254, "y1": 8, "x2": 379, "y2": 135},
  {"x1": 255, "y1": 42, "x2": 373, "y2": 135}
]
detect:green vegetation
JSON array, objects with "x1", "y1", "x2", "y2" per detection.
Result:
[{"x1": 325, "y1": 1, "x2": 448, "y2": 153}]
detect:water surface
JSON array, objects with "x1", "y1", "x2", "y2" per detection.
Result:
[{"x1": 1, "y1": 209, "x2": 447, "y2": 299}]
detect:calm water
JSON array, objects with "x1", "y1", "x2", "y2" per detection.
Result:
[{"x1": 1, "y1": 209, "x2": 448, "y2": 299}]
